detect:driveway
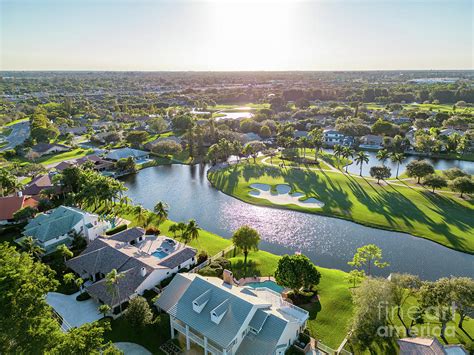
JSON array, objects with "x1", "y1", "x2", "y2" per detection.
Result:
[
  {"x1": 46, "y1": 291, "x2": 102, "y2": 330},
  {"x1": 114, "y1": 343, "x2": 152, "y2": 355}
]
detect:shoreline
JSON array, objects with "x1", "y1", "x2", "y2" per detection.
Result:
[{"x1": 206, "y1": 167, "x2": 474, "y2": 256}]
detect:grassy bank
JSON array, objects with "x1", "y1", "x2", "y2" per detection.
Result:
[{"x1": 208, "y1": 160, "x2": 474, "y2": 254}]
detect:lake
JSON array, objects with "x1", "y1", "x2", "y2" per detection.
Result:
[
  {"x1": 327, "y1": 149, "x2": 474, "y2": 177},
  {"x1": 122, "y1": 164, "x2": 474, "y2": 281}
]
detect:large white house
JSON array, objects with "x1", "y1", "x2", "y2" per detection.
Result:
[
  {"x1": 66, "y1": 227, "x2": 197, "y2": 314},
  {"x1": 156, "y1": 272, "x2": 309, "y2": 355},
  {"x1": 20, "y1": 206, "x2": 110, "y2": 254}
]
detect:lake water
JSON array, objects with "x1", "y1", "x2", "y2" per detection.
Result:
[
  {"x1": 326, "y1": 149, "x2": 474, "y2": 177},
  {"x1": 122, "y1": 164, "x2": 474, "y2": 281}
]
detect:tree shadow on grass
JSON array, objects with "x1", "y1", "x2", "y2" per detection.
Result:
[{"x1": 229, "y1": 259, "x2": 262, "y2": 279}]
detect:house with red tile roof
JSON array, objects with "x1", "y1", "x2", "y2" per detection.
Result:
[{"x1": 0, "y1": 195, "x2": 39, "y2": 224}]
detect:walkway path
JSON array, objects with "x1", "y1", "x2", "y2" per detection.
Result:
[{"x1": 260, "y1": 156, "x2": 462, "y2": 197}]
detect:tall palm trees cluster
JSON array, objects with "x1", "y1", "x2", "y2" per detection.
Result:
[
  {"x1": 332, "y1": 145, "x2": 406, "y2": 179},
  {"x1": 169, "y1": 219, "x2": 201, "y2": 245}
]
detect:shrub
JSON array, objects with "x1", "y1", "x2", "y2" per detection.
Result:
[
  {"x1": 124, "y1": 296, "x2": 154, "y2": 328},
  {"x1": 196, "y1": 250, "x2": 209, "y2": 264},
  {"x1": 145, "y1": 227, "x2": 160, "y2": 235},
  {"x1": 151, "y1": 140, "x2": 182, "y2": 155},
  {"x1": 160, "y1": 274, "x2": 175, "y2": 288},
  {"x1": 76, "y1": 292, "x2": 91, "y2": 301},
  {"x1": 198, "y1": 257, "x2": 230, "y2": 277},
  {"x1": 105, "y1": 224, "x2": 127, "y2": 235}
]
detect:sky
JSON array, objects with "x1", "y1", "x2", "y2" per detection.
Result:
[{"x1": 0, "y1": 0, "x2": 472, "y2": 71}]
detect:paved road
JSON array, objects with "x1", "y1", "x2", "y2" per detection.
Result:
[{"x1": 0, "y1": 121, "x2": 30, "y2": 151}]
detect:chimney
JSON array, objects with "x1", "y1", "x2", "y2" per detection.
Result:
[
  {"x1": 223, "y1": 269, "x2": 234, "y2": 285},
  {"x1": 140, "y1": 267, "x2": 147, "y2": 277}
]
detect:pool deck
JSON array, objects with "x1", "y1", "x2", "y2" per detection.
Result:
[{"x1": 238, "y1": 276, "x2": 276, "y2": 286}]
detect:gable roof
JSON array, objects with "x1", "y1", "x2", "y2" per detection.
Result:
[
  {"x1": 157, "y1": 274, "x2": 272, "y2": 349},
  {"x1": 109, "y1": 227, "x2": 145, "y2": 243},
  {"x1": 0, "y1": 195, "x2": 38, "y2": 221},
  {"x1": 32, "y1": 143, "x2": 69, "y2": 153},
  {"x1": 398, "y1": 337, "x2": 447, "y2": 355},
  {"x1": 23, "y1": 206, "x2": 86, "y2": 242},
  {"x1": 22, "y1": 174, "x2": 57, "y2": 196},
  {"x1": 105, "y1": 148, "x2": 148, "y2": 161},
  {"x1": 158, "y1": 248, "x2": 197, "y2": 269}
]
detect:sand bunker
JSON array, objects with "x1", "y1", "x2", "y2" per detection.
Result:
[{"x1": 249, "y1": 183, "x2": 324, "y2": 208}]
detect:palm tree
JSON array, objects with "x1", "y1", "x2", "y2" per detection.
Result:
[
  {"x1": 390, "y1": 153, "x2": 406, "y2": 179},
  {"x1": 153, "y1": 201, "x2": 169, "y2": 225},
  {"x1": 354, "y1": 151, "x2": 369, "y2": 176},
  {"x1": 309, "y1": 128, "x2": 324, "y2": 162},
  {"x1": 20, "y1": 236, "x2": 44, "y2": 260},
  {"x1": 98, "y1": 304, "x2": 111, "y2": 318},
  {"x1": 298, "y1": 137, "x2": 309, "y2": 160},
  {"x1": 169, "y1": 223, "x2": 179, "y2": 237},
  {"x1": 376, "y1": 149, "x2": 390, "y2": 167},
  {"x1": 183, "y1": 219, "x2": 200, "y2": 245},
  {"x1": 57, "y1": 244, "x2": 73, "y2": 263},
  {"x1": 105, "y1": 269, "x2": 125, "y2": 313},
  {"x1": 333, "y1": 145, "x2": 343, "y2": 169},
  {"x1": 342, "y1": 147, "x2": 354, "y2": 173},
  {"x1": 177, "y1": 222, "x2": 187, "y2": 238},
  {"x1": 232, "y1": 226, "x2": 260, "y2": 269},
  {"x1": 133, "y1": 205, "x2": 148, "y2": 228}
]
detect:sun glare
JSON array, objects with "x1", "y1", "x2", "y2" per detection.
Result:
[{"x1": 209, "y1": 1, "x2": 297, "y2": 70}]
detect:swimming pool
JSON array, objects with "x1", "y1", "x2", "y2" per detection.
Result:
[
  {"x1": 245, "y1": 280, "x2": 284, "y2": 293},
  {"x1": 152, "y1": 250, "x2": 169, "y2": 259}
]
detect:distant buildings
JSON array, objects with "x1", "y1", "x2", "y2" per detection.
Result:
[
  {"x1": 359, "y1": 135, "x2": 384, "y2": 150},
  {"x1": 31, "y1": 143, "x2": 70, "y2": 157},
  {"x1": 55, "y1": 155, "x2": 114, "y2": 172},
  {"x1": 19, "y1": 206, "x2": 110, "y2": 254},
  {"x1": 22, "y1": 173, "x2": 59, "y2": 197},
  {"x1": 323, "y1": 129, "x2": 354, "y2": 147},
  {"x1": 105, "y1": 147, "x2": 149, "y2": 162},
  {"x1": 66, "y1": 227, "x2": 197, "y2": 314},
  {"x1": 156, "y1": 272, "x2": 309, "y2": 355}
]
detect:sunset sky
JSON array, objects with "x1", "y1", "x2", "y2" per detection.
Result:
[{"x1": 1, "y1": 0, "x2": 472, "y2": 71}]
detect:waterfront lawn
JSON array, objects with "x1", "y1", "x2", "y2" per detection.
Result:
[{"x1": 208, "y1": 161, "x2": 474, "y2": 254}]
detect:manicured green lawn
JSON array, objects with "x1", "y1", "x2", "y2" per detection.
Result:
[
  {"x1": 38, "y1": 148, "x2": 95, "y2": 166},
  {"x1": 208, "y1": 160, "x2": 474, "y2": 253}
]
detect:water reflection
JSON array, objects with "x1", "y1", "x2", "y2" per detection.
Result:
[{"x1": 122, "y1": 164, "x2": 474, "y2": 280}]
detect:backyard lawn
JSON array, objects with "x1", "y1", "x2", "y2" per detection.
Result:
[{"x1": 208, "y1": 160, "x2": 474, "y2": 254}]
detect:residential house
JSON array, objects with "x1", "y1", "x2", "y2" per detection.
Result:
[
  {"x1": 323, "y1": 129, "x2": 353, "y2": 147},
  {"x1": 398, "y1": 337, "x2": 468, "y2": 355},
  {"x1": 294, "y1": 130, "x2": 309, "y2": 139},
  {"x1": 439, "y1": 128, "x2": 465, "y2": 138},
  {"x1": 105, "y1": 147, "x2": 149, "y2": 162},
  {"x1": 19, "y1": 206, "x2": 110, "y2": 254},
  {"x1": 156, "y1": 272, "x2": 309, "y2": 355},
  {"x1": 359, "y1": 135, "x2": 384, "y2": 150},
  {"x1": 31, "y1": 143, "x2": 70, "y2": 157},
  {"x1": 242, "y1": 133, "x2": 262, "y2": 143},
  {"x1": 390, "y1": 116, "x2": 412, "y2": 125},
  {"x1": 22, "y1": 173, "x2": 59, "y2": 197},
  {"x1": 66, "y1": 227, "x2": 197, "y2": 314},
  {"x1": 59, "y1": 124, "x2": 88, "y2": 136},
  {"x1": 0, "y1": 195, "x2": 39, "y2": 224}
]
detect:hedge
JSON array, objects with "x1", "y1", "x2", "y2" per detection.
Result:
[{"x1": 105, "y1": 224, "x2": 127, "y2": 235}]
